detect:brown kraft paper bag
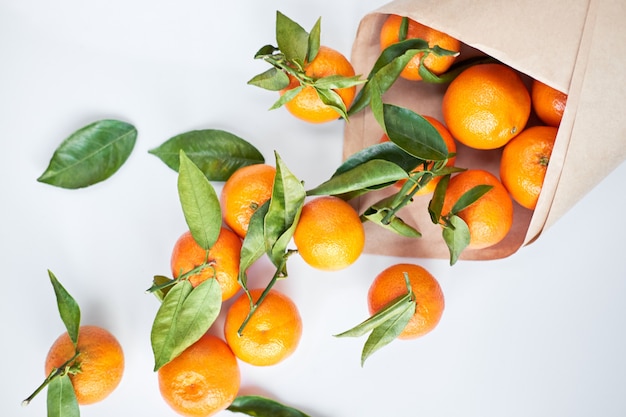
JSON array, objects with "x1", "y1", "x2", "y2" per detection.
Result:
[{"x1": 344, "y1": 0, "x2": 626, "y2": 260}]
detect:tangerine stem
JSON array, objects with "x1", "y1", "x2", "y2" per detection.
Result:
[
  {"x1": 237, "y1": 250, "x2": 297, "y2": 336},
  {"x1": 22, "y1": 350, "x2": 80, "y2": 406}
]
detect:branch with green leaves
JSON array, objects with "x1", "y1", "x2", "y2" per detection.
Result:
[
  {"x1": 22, "y1": 271, "x2": 83, "y2": 417},
  {"x1": 248, "y1": 11, "x2": 365, "y2": 120}
]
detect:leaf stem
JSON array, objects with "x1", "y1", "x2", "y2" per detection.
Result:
[
  {"x1": 237, "y1": 250, "x2": 296, "y2": 336},
  {"x1": 22, "y1": 351, "x2": 80, "y2": 406}
]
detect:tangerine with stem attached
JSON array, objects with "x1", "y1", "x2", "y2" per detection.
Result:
[
  {"x1": 224, "y1": 288, "x2": 302, "y2": 367},
  {"x1": 44, "y1": 325, "x2": 124, "y2": 405},
  {"x1": 500, "y1": 125, "x2": 558, "y2": 210},
  {"x1": 441, "y1": 169, "x2": 514, "y2": 250},
  {"x1": 368, "y1": 263, "x2": 445, "y2": 339},
  {"x1": 158, "y1": 333, "x2": 240, "y2": 417},
  {"x1": 170, "y1": 228, "x2": 242, "y2": 301},
  {"x1": 280, "y1": 45, "x2": 357, "y2": 123},
  {"x1": 379, "y1": 14, "x2": 461, "y2": 81}
]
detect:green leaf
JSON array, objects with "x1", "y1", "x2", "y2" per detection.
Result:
[
  {"x1": 428, "y1": 174, "x2": 451, "y2": 224},
  {"x1": 177, "y1": 151, "x2": 221, "y2": 250},
  {"x1": 253, "y1": 44, "x2": 279, "y2": 59},
  {"x1": 148, "y1": 129, "x2": 265, "y2": 181},
  {"x1": 313, "y1": 74, "x2": 366, "y2": 90},
  {"x1": 151, "y1": 279, "x2": 222, "y2": 371},
  {"x1": 450, "y1": 184, "x2": 493, "y2": 215},
  {"x1": 307, "y1": 17, "x2": 321, "y2": 62},
  {"x1": 264, "y1": 152, "x2": 305, "y2": 270},
  {"x1": 276, "y1": 11, "x2": 309, "y2": 66},
  {"x1": 334, "y1": 292, "x2": 413, "y2": 338},
  {"x1": 307, "y1": 159, "x2": 407, "y2": 196},
  {"x1": 148, "y1": 275, "x2": 176, "y2": 302},
  {"x1": 383, "y1": 104, "x2": 449, "y2": 161},
  {"x1": 239, "y1": 200, "x2": 270, "y2": 288},
  {"x1": 228, "y1": 395, "x2": 311, "y2": 417},
  {"x1": 361, "y1": 300, "x2": 415, "y2": 366},
  {"x1": 361, "y1": 206, "x2": 421, "y2": 238},
  {"x1": 248, "y1": 67, "x2": 290, "y2": 91},
  {"x1": 315, "y1": 87, "x2": 349, "y2": 120},
  {"x1": 47, "y1": 374, "x2": 79, "y2": 417},
  {"x1": 443, "y1": 214, "x2": 471, "y2": 265},
  {"x1": 48, "y1": 271, "x2": 80, "y2": 347},
  {"x1": 37, "y1": 119, "x2": 136, "y2": 189},
  {"x1": 269, "y1": 85, "x2": 303, "y2": 110},
  {"x1": 333, "y1": 141, "x2": 423, "y2": 177}
]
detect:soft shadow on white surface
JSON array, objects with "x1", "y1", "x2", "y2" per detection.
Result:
[{"x1": 2, "y1": 1, "x2": 625, "y2": 417}]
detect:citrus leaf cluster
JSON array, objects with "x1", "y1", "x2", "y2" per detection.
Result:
[
  {"x1": 23, "y1": 272, "x2": 83, "y2": 417},
  {"x1": 248, "y1": 11, "x2": 365, "y2": 120}
]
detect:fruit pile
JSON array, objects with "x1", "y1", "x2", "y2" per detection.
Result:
[{"x1": 27, "y1": 9, "x2": 568, "y2": 417}]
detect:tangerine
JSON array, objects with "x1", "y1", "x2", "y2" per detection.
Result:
[
  {"x1": 500, "y1": 125, "x2": 558, "y2": 210},
  {"x1": 224, "y1": 288, "x2": 302, "y2": 367},
  {"x1": 170, "y1": 228, "x2": 242, "y2": 301},
  {"x1": 368, "y1": 263, "x2": 444, "y2": 339},
  {"x1": 442, "y1": 63, "x2": 531, "y2": 150},
  {"x1": 380, "y1": 115, "x2": 457, "y2": 195},
  {"x1": 441, "y1": 169, "x2": 513, "y2": 249},
  {"x1": 379, "y1": 14, "x2": 461, "y2": 81},
  {"x1": 531, "y1": 79, "x2": 567, "y2": 127},
  {"x1": 44, "y1": 325, "x2": 124, "y2": 405},
  {"x1": 293, "y1": 196, "x2": 365, "y2": 271},
  {"x1": 220, "y1": 164, "x2": 275, "y2": 239},
  {"x1": 158, "y1": 333, "x2": 240, "y2": 417},
  {"x1": 280, "y1": 45, "x2": 357, "y2": 123}
]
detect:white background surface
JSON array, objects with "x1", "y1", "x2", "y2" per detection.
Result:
[{"x1": 2, "y1": 1, "x2": 626, "y2": 417}]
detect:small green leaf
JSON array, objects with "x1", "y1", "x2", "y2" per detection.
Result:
[
  {"x1": 48, "y1": 271, "x2": 80, "y2": 347},
  {"x1": 443, "y1": 214, "x2": 471, "y2": 265},
  {"x1": 333, "y1": 141, "x2": 423, "y2": 177},
  {"x1": 264, "y1": 152, "x2": 305, "y2": 269},
  {"x1": 307, "y1": 17, "x2": 321, "y2": 62},
  {"x1": 151, "y1": 279, "x2": 222, "y2": 371},
  {"x1": 315, "y1": 87, "x2": 349, "y2": 120},
  {"x1": 428, "y1": 174, "x2": 451, "y2": 224},
  {"x1": 177, "y1": 151, "x2": 221, "y2": 250},
  {"x1": 269, "y1": 85, "x2": 303, "y2": 110},
  {"x1": 248, "y1": 67, "x2": 290, "y2": 91},
  {"x1": 307, "y1": 159, "x2": 407, "y2": 196},
  {"x1": 334, "y1": 292, "x2": 413, "y2": 338},
  {"x1": 361, "y1": 206, "x2": 421, "y2": 238},
  {"x1": 228, "y1": 395, "x2": 311, "y2": 417},
  {"x1": 450, "y1": 184, "x2": 493, "y2": 215},
  {"x1": 383, "y1": 104, "x2": 449, "y2": 161},
  {"x1": 361, "y1": 300, "x2": 415, "y2": 366},
  {"x1": 148, "y1": 275, "x2": 176, "y2": 302},
  {"x1": 239, "y1": 200, "x2": 270, "y2": 289},
  {"x1": 276, "y1": 11, "x2": 309, "y2": 66},
  {"x1": 148, "y1": 129, "x2": 265, "y2": 181},
  {"x1": 313, "y1": 74, "x2": 365, "y2": 90},
  {"x1": 399, "y1": 17, "x2": 409, "y2": 41},
  {"x1": 253, "y1": 44, "x2": 279, "y2": 59},
  {"x1": 47, "y1": 374, "x2": 79, "y2": 417},
  {"x1": 37, "y1": 119, "x2": 136, "y2": 189}
]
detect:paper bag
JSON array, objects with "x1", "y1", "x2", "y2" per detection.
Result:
[{"x1": 344, "y1": 0, "x2": 626, "y2": 260}]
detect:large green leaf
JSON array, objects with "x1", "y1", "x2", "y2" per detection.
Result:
[
  {"x1": 361, "y1": 300, "x2": 415, "y2": 366},
  {"x1": 443, "y1": 214, "x2": 471, "y2": 265},
  {"x1": 264, "y1": 152, "x2": 305, "y2": 270},
  {"x1": 276, "y1": 11, "x2": 309, "y2": 66},
  {"x1": 228, "y1": 395, "x2": 311, "y2": 417},
  {"x1": 37, "y1": 119, "x2": 136, "y2": 189},
  {"x1": 307, "y1": 159, "x2": 407, "y2": 196},
  {"x1": 151, "y1": 279, "x2": 222, "y2": 371},
  {"x1": 383, "y1": 104, "x2": 449, "y2": 161},
  {"x1": 47, "y1": 374, "x2": 79, "y2": 417},
  {"x1": 148, "y1": 129, "x2": 264, "y2": 181},
  {"x1": 48, "y1": 271, "x2": 81, "y2": 347},
  {"x1": 238, "y1": 201, "x2": 270, "y2": 288},
  {"x1": 177, "y1": 151, "x2": 221, "y2": 250},
  {"x1": 333, "y1": 141, "x2": 423, "y2": 177}
]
